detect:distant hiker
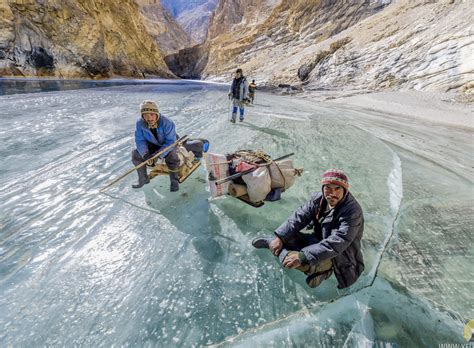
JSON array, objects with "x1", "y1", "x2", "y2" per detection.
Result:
[
  {"x1": 248, "y1": 80, "x2": 257, "y2": 104},
  {"x1": 131, "y1": 100, "x2": 180, "y2": 191},
  {"x1": 228, "y1": 68, "x2": 249, "y2": 123},
  {"x1": 252, "y1": 169, "x2": 365, "y2": 289}
]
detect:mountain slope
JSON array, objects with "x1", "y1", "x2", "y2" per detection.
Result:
[
  {"x1": 0, "y1": 0, "x2": 174, "y2": 78},
  {"x1": 199, "y1": 0, "x2": 473, "y2": 96},
  {"x1": 136, "y1": 0, "x2": 192, "y2": 54},
  {"x1": 202, "y1": 0, "x2": 388, "y2": 80}
]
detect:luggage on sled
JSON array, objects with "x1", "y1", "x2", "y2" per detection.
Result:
[{"x1": 205, "y1": 150, "x2": 303, "y2": 207}]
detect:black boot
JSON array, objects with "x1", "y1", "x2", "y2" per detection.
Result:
[
  {"x1": 251, "y1": 236, "x2": 274, "y2": 249},
  {"x1": 132, "y1": 176, "x2": 150, "y2": 189},
  {"x1": 132, "y1": 165, "x2": 150, "y2": 189},
  {"x1": 169, "y1": 172, "x2": 179, "y2": 192}
]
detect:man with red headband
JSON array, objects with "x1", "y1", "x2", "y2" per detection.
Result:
[{"x1": 252, "y1": 169, "x2": 365, "y2": 289}]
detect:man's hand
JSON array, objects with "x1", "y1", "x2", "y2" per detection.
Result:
[
  {"x1": 282, "y1": 252, "x2": 301, "y2": 269},
  {"x1": 144, "y1": 151, "x2": 160, "y2": 166},
  {"x1": 269, "y1": 236, "x2": 283, "y2": 256}
]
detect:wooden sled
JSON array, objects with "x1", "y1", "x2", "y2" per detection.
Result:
[
  {"x1": 149, "y1": 159, "x2": 201, "y2": 183},
  {"x1": 233, "y1": 194, "x2": 264, "y2": 208}
]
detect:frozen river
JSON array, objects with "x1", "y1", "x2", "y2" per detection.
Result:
[{"x1": 0, "y1": 79, "x2": 472, "y2": 346}]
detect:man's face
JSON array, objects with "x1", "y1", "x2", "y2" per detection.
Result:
[
  {"x1": 143, "y1": 112, "x2": 158, "y2": 127},
  {"x1": 235, "y1": 72, "x2": 242, "y2": 79},
  {"x1": 323, "y1": 184, "x2": 345, "y2": 207}
]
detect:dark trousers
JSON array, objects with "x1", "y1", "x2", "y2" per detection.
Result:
[
  {"x1": 277, "y1": 232, "x2": 318, "y2": 263},
  {"x1": 278, "y1": 232, "x2": 332, "y2": 279},
  {"x1": 131, "y1": 143, "x2": 180, "y2": 184}
]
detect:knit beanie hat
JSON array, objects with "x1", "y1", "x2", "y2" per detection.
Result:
[
  {"x1": 140, "y1": 100, "x2": 159, "y2": 116},
  {"x1": 321, "y1": 168, "x2": 349, "y2": 190}
]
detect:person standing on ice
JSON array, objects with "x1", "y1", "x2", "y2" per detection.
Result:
[
  {"x1": 131, "y1": 100, "x2": 180, "y2": 191},
  {"x1": 252, "y1": 169, "x2": 365, "y2": 289},
  {"x1": 228, "y1": 68, "x2": 249, "y2": 123},
  {"x1": 248, "y1": 79, "x2": 257, "y2": 104}
]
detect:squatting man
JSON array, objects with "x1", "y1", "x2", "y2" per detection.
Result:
[
  {"x1": 252, "y1": 169, "x2": 365, "y2": 289},
  {"x1": 131, "y1": 100, "x2": 180, "y2": 192}
]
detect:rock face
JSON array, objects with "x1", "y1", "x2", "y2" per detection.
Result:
[
  {"x1": 295, "y1": 1, "x2": 474, "y2": 94},
  {"x1": 165, "y1": 0, "x2": 280, "y2": 78},
  {"x1": 196, "y1": 0, "x2": 473, "y2": 96},
  {"x1": 0, "y1": 0, "x2": 174, "y2": 78},
  {"x1": 201, "y1": 0, "x2": 389, "y2": 81},
  {"x1": 136, "y1": 0, "x2": 192, "y2": 54},
  {"x1": 207, "y1": 0, "x2": 280, "y2": 41},
  {"x1": 164, "y1": 43, "x2": 210, "y2": 79}
]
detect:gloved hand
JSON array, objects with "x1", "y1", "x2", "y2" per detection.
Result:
[{"x1": 228, "y1": 92, "x2": 232, "y2": 100}]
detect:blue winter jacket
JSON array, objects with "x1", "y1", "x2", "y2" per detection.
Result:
[
  {"x1": 134, "y1": 114, "x2": 177, "y2": 159},
  {"x1": 275, "y1": 191, "x2": 365, "y2": 289}
]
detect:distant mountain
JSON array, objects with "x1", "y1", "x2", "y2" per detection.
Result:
[
  {"x1": 160, "y1": 0, "x2": 211, "y2": 17},
  {"x1": 158, "y1": 0, "x2": 218, "y2": 44},
  {"x1": 176, "y1": 0, "x2": 218, "y2": 43}
]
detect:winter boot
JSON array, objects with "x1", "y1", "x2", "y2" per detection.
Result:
[
  {"x1": 231, "y1": 113, "x2": 237, "y2": 123},
  {"x1": 132, "y1": 166, "x2": 150, "y2": 189},
  {"x1": 305, "y1": 270, "x2": 333, "y2": 288},
  {"x1": 169, "y1": 172, "x2": 180, "y2": 192},
  {"x1": 251, "y1": 236, "x2": 274, "y2": 249}
]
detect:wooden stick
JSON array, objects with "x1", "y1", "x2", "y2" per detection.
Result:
[{"x1": 99, "y1": 135, "x2": 189, "y2": 193}]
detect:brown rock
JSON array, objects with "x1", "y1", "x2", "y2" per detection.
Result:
[
  {"x1": 136, "y1": 0, "x2": 192, "y2": 55},
  {"x1": 0, "y1": 0, "x2": 174, "y2": 78}
]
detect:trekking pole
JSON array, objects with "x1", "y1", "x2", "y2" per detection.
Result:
[
  {"x1": 215, "y1": 152, "x2": 294, "y2": 185},
  {"x1": 228, "y1": 97, "x2": 233, "y2": 120},
  {"x1": 99, "y1": 135, "x2": 189, "y2": 193}
]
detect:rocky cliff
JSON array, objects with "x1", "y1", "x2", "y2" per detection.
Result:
[
  {"x1": 196, "y1": 0, "x2": 472, "y2": 97},
  {"x1": 164, "y1": 0, "x2": 280, "y2": 78},
  {"x1": 201, "y1": 0, "x2": 390, "y2": 81},
  {"x1": 136, "y1": 0, "x2": 192, "y2": 54},
  {"x1": 0, "y1": 0, "x2": 174, "y2": 78}
]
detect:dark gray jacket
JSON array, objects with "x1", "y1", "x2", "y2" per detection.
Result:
[{"x1": 275, "y1": 191, "x2": 365, "y2": 289}]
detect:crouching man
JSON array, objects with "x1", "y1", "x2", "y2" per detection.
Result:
[
  {"x1": 131, "y1": 100, "x2": 180, "y2": 191},
  {"x1": 252, "y1": 169, "x2": 364, "y2": 289}
]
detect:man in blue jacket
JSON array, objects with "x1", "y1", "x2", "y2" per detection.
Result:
[
  {"x1": 131, "y1": 100, "x2": 180, "y2": 191},
  {"x1": 252, "y1": 169, "x2": 365, "y2": 289}
]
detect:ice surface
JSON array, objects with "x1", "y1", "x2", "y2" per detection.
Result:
[{"x1": 0, "y1": 80, "x2": 471, "y2": 346}]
